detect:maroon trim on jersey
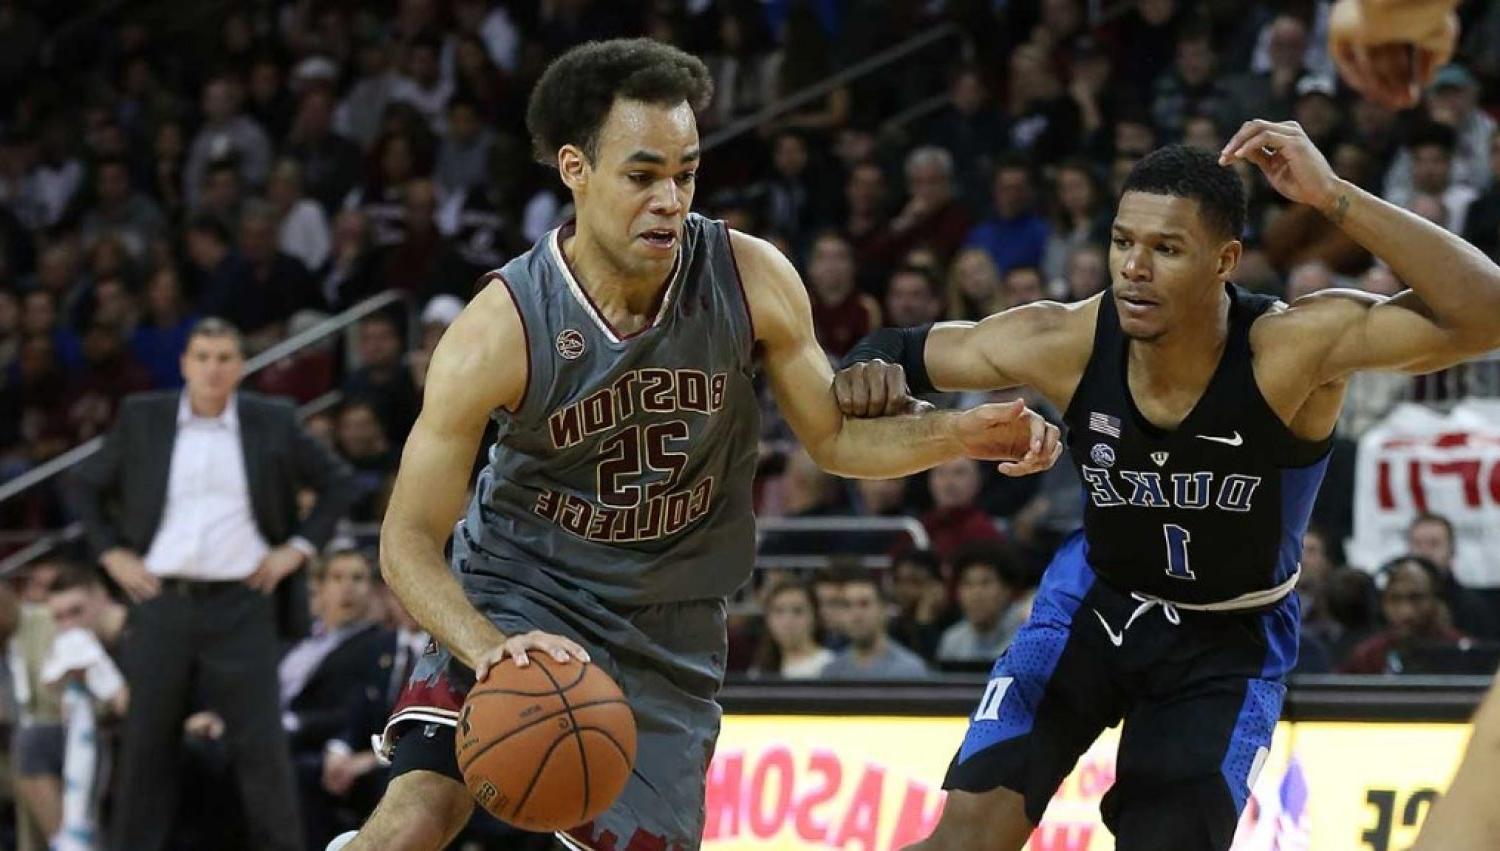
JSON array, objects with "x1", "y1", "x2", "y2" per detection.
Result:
[
  {"x1": 556, "y1": 220, "x2": 681, "y2": 342},
  {"x1": 489, "y1": 271, "x2": 532, "y2": 416},
  {"x1": 721, "y1": 222, "x2": 756, "y2": 359}
]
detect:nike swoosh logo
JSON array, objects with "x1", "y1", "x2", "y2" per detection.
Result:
[
  {"x1": 1092, "y1": 609, "x2": 1125, "y2": 647},
  {"x1": 1195, "y1": 431, "x2": 1244, "y2": 447}
]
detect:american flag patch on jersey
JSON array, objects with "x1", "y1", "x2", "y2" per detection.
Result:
[{"x1": 1088, "y1": 412, "x2": 1122, "y2": 438}]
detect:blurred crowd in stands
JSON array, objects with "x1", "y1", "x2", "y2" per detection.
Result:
[{"x1": 0, "y1": 0, "x2": 1498, "y2": 848}]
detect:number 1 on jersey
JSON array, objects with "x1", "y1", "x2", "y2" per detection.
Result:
[{"x1": 1163, "y1": 523, "x2": 1195, "y2": 580}]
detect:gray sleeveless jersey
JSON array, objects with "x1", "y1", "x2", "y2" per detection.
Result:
[{"x1": 458, "y1": 213, "x2": 760, "y2": 607}]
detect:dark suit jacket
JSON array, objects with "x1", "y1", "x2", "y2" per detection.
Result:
[
  {"x1": 285, "y1": 622, "x2": 394, "y2": 754},
  {"x1": 68, "y1": 390, "x2": 357, "y2": 639}
]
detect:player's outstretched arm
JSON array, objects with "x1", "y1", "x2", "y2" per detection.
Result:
[
  {"x1": 1223, "y1": 120, "x2": 1500, "y2": 381},
  {"x1": 732, "y1": 230, "x2": 1061, "y2": 479},
  {"x1": 380, "y1": 278, "x2": 587, "y2": 678},
  {"x1": 1411, "y1": 675, "x2": 1500, "y2": 851}
]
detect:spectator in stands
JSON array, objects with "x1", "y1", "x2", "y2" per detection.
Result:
[
  {"x1": 1181, "y1": 114, "x2": 1224, "y2": 154},
  {"x1": 319, "y1": 582, "x2": 427, "y2": 837},
  {"x1": 341, "y1": 312, "x2": 420, "y2": 444},
  {"x1": 922, "y1": 458, "x2": 1003, "y2": 561},
  {"x1": 1107, "y1": 0, "x2": 1183, "y2": 104},
  {"x1": 888, "y1": 549, "x2": 954, "y2": 663},
  {"x1": 1042, "y1": 160, "x2": 1111, "y2": 282},
  {"x1": 66, "y1": 320, "x2": 151, "y2": 441},
  {"x1": 924, "y1": 66, "x2": 1003, "y2": 213},
  {"x1": 68, "y1": 318, "x2": 356, "y2": 851},
  {"x1": 286, "y1": 87, "x2": 364, "y2": 216},
  {"x1": 865, "y1": 146, "x2": 975, "y2": 272},
  {"x1": 806, "y1": 230, "x2": 879, "y2": 358},
  {"x1": 247, "y1": 53, "x2": 296, "y2": 142},
  {"x1": 749, "y1": 580, "x2": 833, "y2": 679},
  {"x1": 184, "y1": 75, "x2": 272, "y2": 208},
  {"x1": 1003, "y1": 43, "x2": 1081, "y2": 165},
  {"x1": 130, "y1": 266, "x2": 198, "y2": 390},
  {"x1": 391, "y1": 34, "x2": 453, "y2": 133},
  {"x1": 79, "y1": 156, "x2": 166, "y2": 263},
  {"x1": 183, "y1": 214, "x2": 244, "y2": 321},
  {"x1": 1391, "y1": 65, "x2": 1495, "y2": 194},
  {"x1": 757, "y1": 131, "x2": 828, "y2": 243},
  {"x1": 1338, "y1": 556, "x2": 1468, "y2": 674},
  {"x1": 937, "y1": 541, "x2": 1026, "y2": 663},
  {"x1": 1462, "y1": 133, "x2": 1500, "y2": 258},
  {"x1": 270, "y1": 159, "x2": 333, "y2": 274},
  {"x1": 1384, "y1": 122, "x2": 1479, "y2": 234},
  {"x1": 1223, "y1": 14, "x2": 1310, "y2": 126},
  {"x1": 434, "y1": 97, "x2": 494, "y2": 196},
  {"x1": 1407, "y1": 512, "x2": 1500, "y2": 639},
  {"x1": 810, "y1": 568, "x2": 852, "y2": 650},
  {"x1": 4, "y1": 562, "x2": 64, "y2": 849},
  {"x1": 335, "y1": 399, "x2": 397, "y2": 522},
  {"x1": 1152, "y1": 27, "x2": 1235, "y2": 143},
  {"x1": 281, "y1": 546, "x2": 391, "y2": 849},
  {"x1": 196, "y1": 158, "x2": 246, "y2": 232},
  {"x1": 321, "y1": 209, "x2": 380, "y2": 309},
  {"x1": 338, "y1": 40, "x2": 401, "y2": 150},
  {"x1": 884, "y1": 264, "x2": 944, "y2": 329},
  {"x1": 146, "y1": 119, "x2": 188, "y2": 224},
  {"x1": 346, "y1": 130, "x2": 425, "y2": 249},
  {"x1": 945, "y1": 247, "x2": 1003, "y2": 321},
  {"x1": 1298, "y1": 525, "x2": 1344, "y2": 648},
  {"x1": 1062, "y1": 244, "x2": 1108, "y2": 301},
  {"x1": 966, "y1": 156, "x2": 1049, "y2": 275},
  {"x1": 380, "y1": 177, "x2": 467, "y2": 300},
  {"x1": 841, "y1": 161, "x2": 892, "y2": 288},
  {"x1": 231, "y1": 201, "x2": 319, "y2": 346},
  {"x1": 823, "y1": 573, "x2": 929, "y2": 680},
  {"x1": 14, "y1": 333, "x2": 72, "y2": 464},
  {"x1": 1000, "y1": 266, "x2": 1047, "y2": 310},
  {"x1": 30, "y1": 241, "x2": 87, "y2": 331},
  {"x1": 1291, "y1": 75, "x2": 1344, "y2": 152}
]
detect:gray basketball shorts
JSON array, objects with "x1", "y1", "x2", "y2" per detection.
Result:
[{"x1": 383, "y1": 562, "x2": 728, "y2": 851}]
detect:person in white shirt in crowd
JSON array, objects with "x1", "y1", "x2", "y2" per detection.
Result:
[
  {"x1": 750, "y1": 580, "x2": 834, "y2": 679},
  {"x1": 1383, "y1": 121, "x2": 1479, "y2": 234},
  {"x1": 68, "y1": 317, "x2": 356, "y2": 851},
  {"x1": 270, "y1": 158, "x2": 333, "y2": 273},
  {"x1": 183, "y1": 76, "x2": 273, "y2": 209}
]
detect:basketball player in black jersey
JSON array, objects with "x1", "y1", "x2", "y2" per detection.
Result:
[{"x1": 836, "y1": 120, "x2": 1500, "y2": 850}]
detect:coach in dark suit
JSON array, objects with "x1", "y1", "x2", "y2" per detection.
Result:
[{"x1": 69, "y1": 317, "x2": 356, "y2": 851}]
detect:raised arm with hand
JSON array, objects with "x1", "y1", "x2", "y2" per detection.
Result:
[
  {"x1": 379, "y1": 279, "x2": 588, "y2": 682},
  {"x1": 732, "y1": 230, "x2": 1063, "y2": 479},
  {"x1": 1222, "y1": 119, "x2": 1500, "y2": 382}
]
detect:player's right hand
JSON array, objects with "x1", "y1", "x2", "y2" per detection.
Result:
[
  {"x1": 475, "y1": 630, "x2": 592, "y2": 681},
  {"x1": 1328, "y1": 0, "x2": 1458, "y2": 109},
  {"x1": 833, "y1": 360, "x2": 933, "y2": 418}
]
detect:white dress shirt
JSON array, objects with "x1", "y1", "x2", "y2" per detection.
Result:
[{"x1": 142, "y1": 396, "x2": 270, "y2": 581}]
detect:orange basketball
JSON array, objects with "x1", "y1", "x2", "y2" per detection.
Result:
[{"x1": 454, "y1": 656, "x2": 637, "y2": 832}]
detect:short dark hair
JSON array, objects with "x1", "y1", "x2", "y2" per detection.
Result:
[
  {"x1": 1408, "y1": 122, "x2": 1457, "y2": 156},
  {"x1": 1120, "y1": 144, "x2": 1246, "y2": 239},
  {"x1": 525, "y1": 38, "x2": 713, "y2": 165},
  {"x1": 841, "y1": 571, "x2": 888, "y2": 602},
  {"x1": 187, "y1": 316, "x2": 245, "y2": 354},
  {"x1": 49, "y1": 562, "x2": 104, "y2": 596},
  {"x1": 186, "y1": 214, "x2": 232, "y2": 244},
  {"x1": 1376, "y1": 554, "x2": 1442, "y2": 592},
  {"x1": 893, "y1": 548, "x2": 942, "y2": 580},
  {"x1": 1408, "y1": 512, "x2": 1454, "y2": 542},
  {"x1": 890, "y1": 264, "x2": 940, "y2": 298},
  {"x1": 952, "y1": 541, "x2": 1027, "y2": 589}
]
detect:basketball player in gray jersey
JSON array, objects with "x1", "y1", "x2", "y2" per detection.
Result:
[{"x1": 333, "y1": 39, "x2": 1062, "y2": 851}]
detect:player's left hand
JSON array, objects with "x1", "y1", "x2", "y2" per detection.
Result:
[
  {"x1": 1219, "y1": 120, "x2": 1341, "y2": 210},
  {"x1": 1328, "y1": 0, "x2": 1457, "y2": 109},
  {"x1": 949, "y1": 399, "x2": 1063, "y2": 475},
  {"x1": 245, "y1": 545, "x2": 307, "y2": 594}
]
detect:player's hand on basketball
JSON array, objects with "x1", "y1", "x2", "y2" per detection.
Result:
[
  {"x1": 99, "y1": 547, "x2": 159, "y2": 602},
  {"x1": 950, "y1": 399, "x2": 1062, "y2": 474},
  {"x1": 833, "y1": 360, "x2": 934, "y2": 418},
  {"x1": 475, "y1": 630, "x2": 591, "y2": 681},
  {"x1": 1219, "y1": 120, "x2": 1341, "y2": 210},
  {"x1": 1328, "y1": 0, "x2": 1457, "y2": 109}
]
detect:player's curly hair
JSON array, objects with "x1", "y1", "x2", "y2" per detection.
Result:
[
  {"x1": 525, "y1": 38, "x2": 714, "y2": 166},
  {"x1": 1120, "y1": 144, "x2": 1247, "y2": 240}
]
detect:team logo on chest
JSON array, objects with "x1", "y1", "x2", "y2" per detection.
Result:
[
  {"x1": 1090, "y1": 443, "x2": 1116, "y2": 468},
  {"x1": 556, "y1": 329, "x2": 586, "y2": 360}
]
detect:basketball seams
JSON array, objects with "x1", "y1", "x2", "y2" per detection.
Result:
[
  {"x1": 510, "y1": 730, "x2": 580, "y2": 822},
  {"x1": 466, "y1": 661, "x2": 589, "y2": 698},
  {"x1": 455, "y1": 697, "x2": 630, "y2": 774},
  {"x1": 533, "y1": 660, "x2": 592, "y2": 822},
  {"x1": 575, "y1": 725, "x2": 633, "y2": 765}
]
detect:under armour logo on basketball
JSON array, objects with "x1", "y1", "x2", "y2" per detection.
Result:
[
  {"x1": 556, "y1": 329, "x2": 586, "y2": 360},
  {"x1": 459, "y1": 705, "x2": 473, "y2": 737}
]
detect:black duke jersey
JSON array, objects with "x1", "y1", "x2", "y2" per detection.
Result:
[{"x1": 1061, "y1": 283, "x2": 1332, "y2": 605}]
